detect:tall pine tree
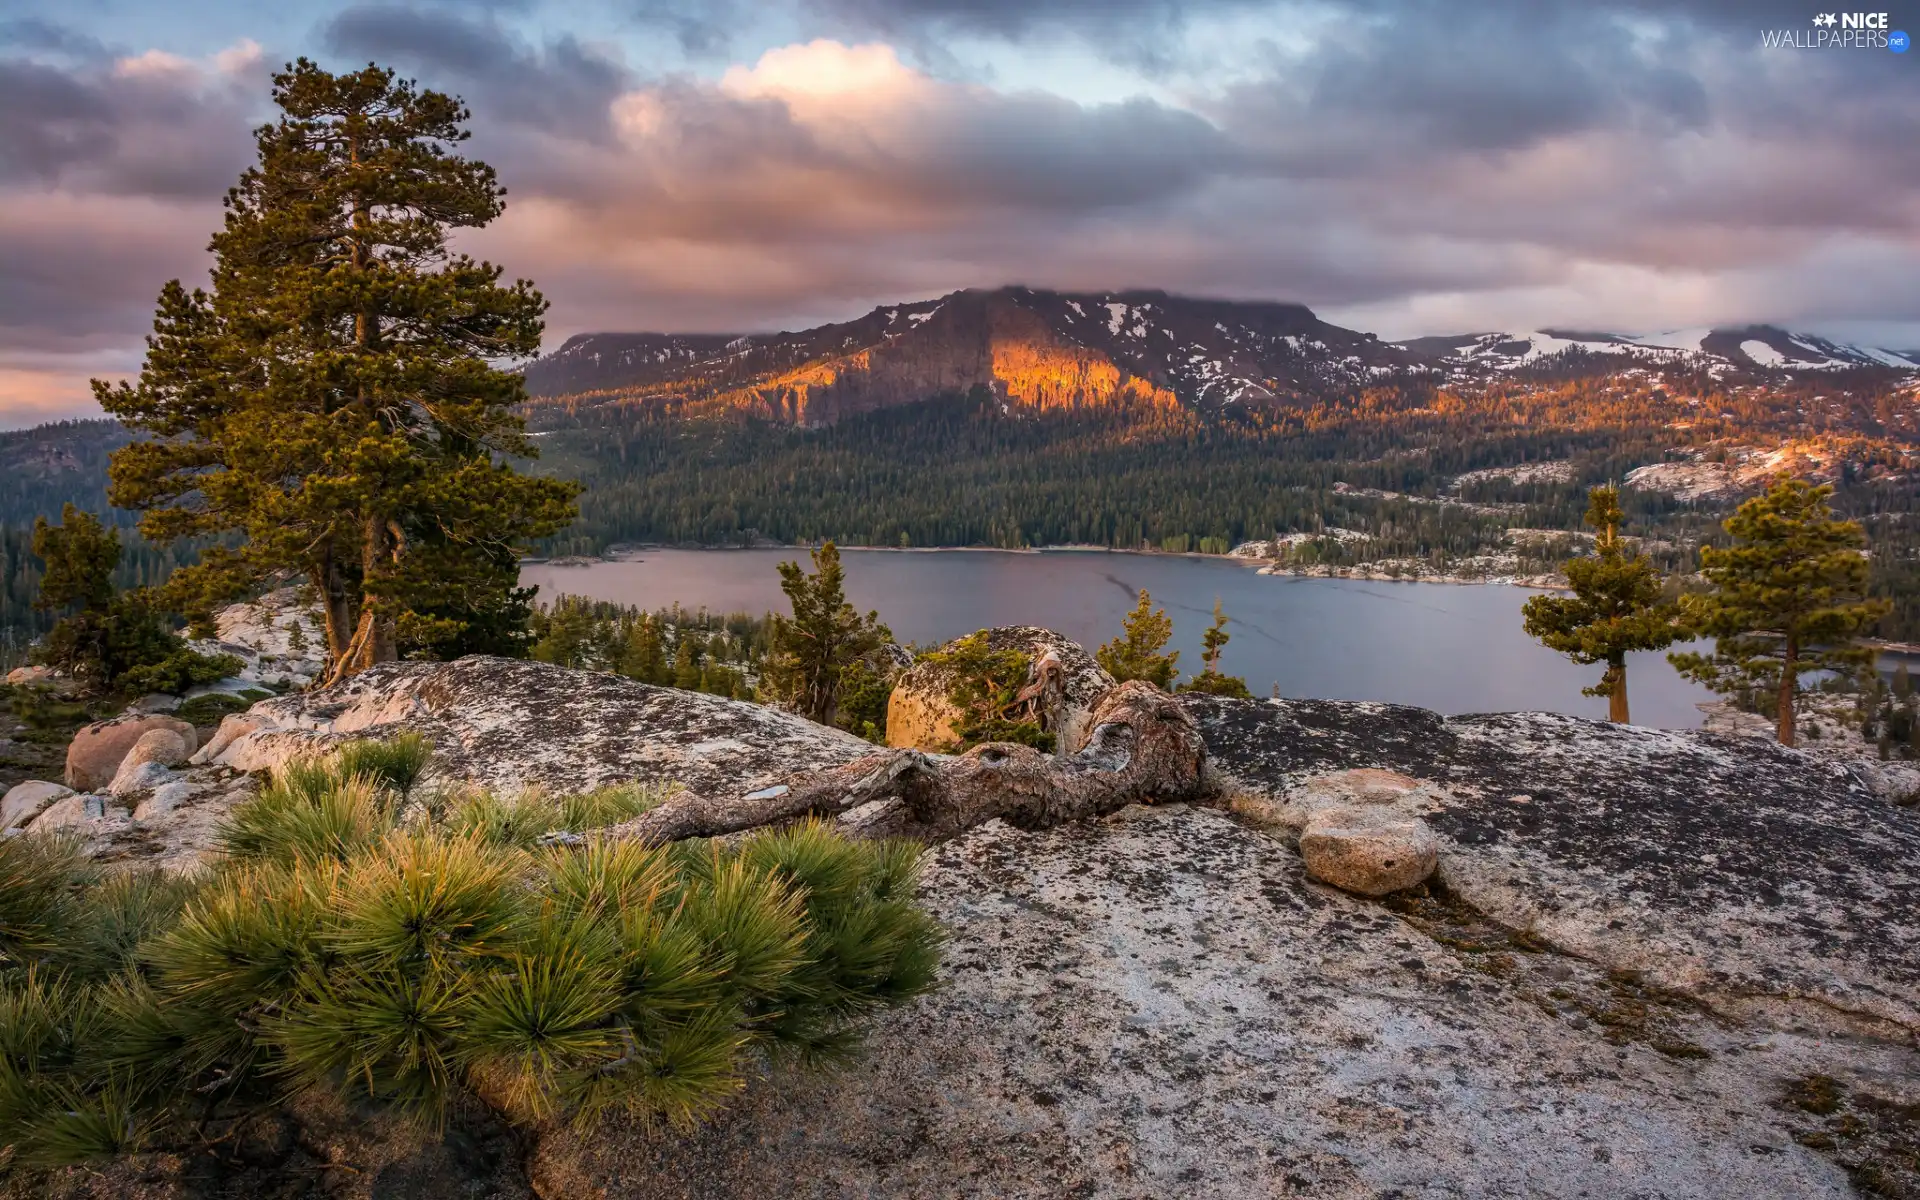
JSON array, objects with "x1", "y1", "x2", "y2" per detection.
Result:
[
  {"x1": 1522, "y1": 486, "x2": 1679, "y2": 723},
  {"x1": 1669, "y1": 478, "x2": 1889, "y2": 746},
  {"x1": 762, "y1": 542, "x2": 890, "y2": 725},
  {"x1": 96, "y1": 61, "x2": 578, "y2": 685}
]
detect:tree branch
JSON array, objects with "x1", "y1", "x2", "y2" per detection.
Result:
[{"x1": 570, "y1": 681, "x2": 1207, "y2": 847}]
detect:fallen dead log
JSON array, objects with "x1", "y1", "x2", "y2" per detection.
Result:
[{"x1": 588, "y1": 681, "x2": 1207, "y2": 845}]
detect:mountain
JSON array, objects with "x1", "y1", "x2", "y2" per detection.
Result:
[
  {"x1": 522, "y1": 287, "x2": 1919, "y2": 423},
  {"x1": 0, "y1": 419, "x2": 128, "y2": 528},
  {"x1": 1409, "y1": 324, "x2": 1920, "y2": 376},
  {"x1": 522, "y1": 286, "x2": 1424, "y2": 423}
]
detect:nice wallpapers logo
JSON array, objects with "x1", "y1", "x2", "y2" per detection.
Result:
[{"x1": 1763, "y1": 12, "x2": 1911, "y2": 49}]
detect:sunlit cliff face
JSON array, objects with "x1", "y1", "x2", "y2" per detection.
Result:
[{"x1": 3, "y1": 1, "x2": 1918, "y2": 426}]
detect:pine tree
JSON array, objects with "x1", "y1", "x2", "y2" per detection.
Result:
[
  {"x1": 31, "y1": 505, "x2": 118, "y2": 616},
  {"x1": 1177, "y1": 598, "x2": 1252, "y2": 698},
  {"x1": 619, "y1": 615, "x2": 669, "y2": 685},
  {"x1": 1669, "y1": 478, "x2": 1890, "y2": 746},
  {"x1": 529, "y1": 596, "x2": 602, "y2": 669},
  {"x1": 1521, "y1": 486, "x2": 1680, "y2": 723},
  {"x1": 673, "y1": 633, "x2": 706, "y2": 690},
  {"x1": 95, "y1": 60, "x2": 578, "y2": 687},
  {"x1": 30, "y1": 506, "x2": 239, "y2": 692},
  {"x1": 762, "y1": 542, "x2": 891, "y2": 725},
  {"x1": 1096, "y1": 589, "x2": 1179, "y2": 689}
]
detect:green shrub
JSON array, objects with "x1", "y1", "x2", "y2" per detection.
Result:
[
  {"x1": 1177, "y1": 672, "x2": 1255, "y2": 699},
  {"x1": 448, "y1": 783, "x2": 669, "y2": 849},
  {"x1": 0, "y1": 835, "x2": 97, "y2": 970},
  {"x1": 0, "y1": 742, "x2": 941, "y2": 1163},
  {"x1": 116, "y1": 648, "x2": 245, "y2": 697},
  {"x1": 334, "y1": 732, "x2": 434, "y2": 800}
]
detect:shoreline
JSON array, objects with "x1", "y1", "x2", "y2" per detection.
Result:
[{"x1": 525, "y1": 544, "x2": 1571, "y2": 590}]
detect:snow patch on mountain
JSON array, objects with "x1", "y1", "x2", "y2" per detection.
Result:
[{"x1": 1402, "y1": 325, "x2": 1920, "y2": 375}]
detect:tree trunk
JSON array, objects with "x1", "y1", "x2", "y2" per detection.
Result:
[
  {"x1": 575, "y1": 681, "x2": 1207, "y2": 847},
  {"x1": 1777, "y1": 637, "x2": 1798, "y2": 747},
  {"x1": 1608, "y1": 658, "x2": 1630, "y2": 724},
  {"x1": 313, "y1": 559, "x2": 359, "y2": 686},
  {"x1": 353, "y1": 513, "x2": 397, "y2": 671}
]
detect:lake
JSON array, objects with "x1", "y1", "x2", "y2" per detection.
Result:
[{"x1": 521, "y1": 548, "x2": 1718, "y2": 728}]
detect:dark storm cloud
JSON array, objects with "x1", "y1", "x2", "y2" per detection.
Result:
[
  {"x1": 0, "y1": 17, "x2": 112, "y2": 60},
  {"x1": 802, "y1": 0, "x2": 1240, "y2": 37},
  {"x1": 3, "y1": 0, "x2": 1919, "y2": 425},
  {"x1": 0, "y1": 44, "x2": 262, "y2": 198},
  {"x1": 631, "y1": 0, "x2": 748, "y2": 54},
  {"x1": 322, "y1": 5, "x2": 632, "y2": 138},
  {"x1": 798, "y1": 0, "x2": 1846, "y2": 41}
]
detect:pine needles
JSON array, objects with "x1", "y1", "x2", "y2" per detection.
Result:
[{"x1": 0, "y1": 740, "x2": 943, "y2": 1165}]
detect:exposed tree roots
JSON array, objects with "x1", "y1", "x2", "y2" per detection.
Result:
[{"x1": 589, "y1": 681, "x2": 1207, "y2": 845}]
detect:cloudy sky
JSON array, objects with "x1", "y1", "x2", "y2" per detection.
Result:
[{"x1": 2, "y1": 0, "x2": 1917, "y2": 426}]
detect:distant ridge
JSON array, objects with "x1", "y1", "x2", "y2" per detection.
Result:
[{"x1": 520, "y1": 286, "x2": 1920, "y2": 424}]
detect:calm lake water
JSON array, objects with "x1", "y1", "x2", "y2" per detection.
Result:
[{"x1": 521, "y1": 549, "x2": 1717, "y2": 728}]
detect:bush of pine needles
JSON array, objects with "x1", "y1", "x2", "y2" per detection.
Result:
[{"x1": 0, "y1": 742, "x2": 943, "y2": 1167}]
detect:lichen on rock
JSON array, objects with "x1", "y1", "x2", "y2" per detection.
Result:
[{"x1": 1187, "y1": 693, "x2": 1920, "y2": 1039}]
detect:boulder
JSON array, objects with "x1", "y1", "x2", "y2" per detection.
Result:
[
  {"x1": 108, "y1": 760, "x2": 175, "y2": 799},
  {"x1": 188, "y1": 712, "x2": 271, "y2": 765},
  {"x1": 1187, "y1": 694, "x2": 1920, "y2": 1037},
  {"x1": 106, "y1": 728, "x2": 193, "y2": 797},
  {"x1": 0, "y1": 781, "x2": 73, "y2": 831},
  {"x1": 886, "y1": 626, "x2": 1113, "y2": 754},
  {"x1": 64, "y1": 714, "x2": 197, "y2": 791},
  {"x1": 4, "y1": 665, "x2": 54, "y2": 686},
  {"x1": 1298, "y1": 804, "x2": 1439, "y2": 896},
  {"x1": 214, "y1": 727, "x2": 351, "y2": 776},
  {"x1": 122, "y1": 726, "x2": 192, "y2": 772}
]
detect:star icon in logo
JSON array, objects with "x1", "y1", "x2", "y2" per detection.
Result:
[{"x1": 1812, "y1": 12, "x2": 1837, "y2": 25}]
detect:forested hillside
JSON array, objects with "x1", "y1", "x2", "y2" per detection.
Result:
[
  {"x1": 526, "y1": 376, "x2": 1920, "y2": 639},
  {"x1": 0, "y1": 422, "x2": 200, "y2": 668},
  {"x1": 7, "y1": 297, "x2": 1920, "y2": 661}
]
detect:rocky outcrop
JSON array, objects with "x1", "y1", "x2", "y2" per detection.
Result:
[
  {"x1": 886, "y1": 626, "x2": 1114, "y2": 754},
  {"x1": 530, "y1": 806, "x2": 1896, "y2": 1198},
  {"x1": 60, "y1": 657, "x2": 884, "y2": 870},
  {"x1": 31, "y1": 791, "x2": 124, "y2": 832},
  {"x1": 15, "y1": 645, "x2": 1920, "y2": 1197},
  {"x1": 180, "y1": 585, "x2": 328, "y2": 694},
  {"x1": 63, "y1": 713, "x2": 196, "y2": 791},
  {"x1": 232, "y1": 656, "x2": 877, "y2": 798},
  {"x1": 1187, "y1": 694, "x2": 1920, "y2": 1038}
]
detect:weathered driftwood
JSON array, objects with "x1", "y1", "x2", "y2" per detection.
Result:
[{"x1": 594, "y1": 681, "x2": 1207, "y2": 845}]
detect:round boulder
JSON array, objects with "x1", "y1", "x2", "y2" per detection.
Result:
[
  {"x1": 1, "y1": 780, "x2": 74, "y2": 831},
  {"x1": 1298, "y1": 806, "x2": 1439, "y2": 897},
  {"x1": 65, "y1": 713, "x2": 198, "y2": 792},
  {"x1": 886, "y1": 626, "x2": 1114, "y2": 755}
]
